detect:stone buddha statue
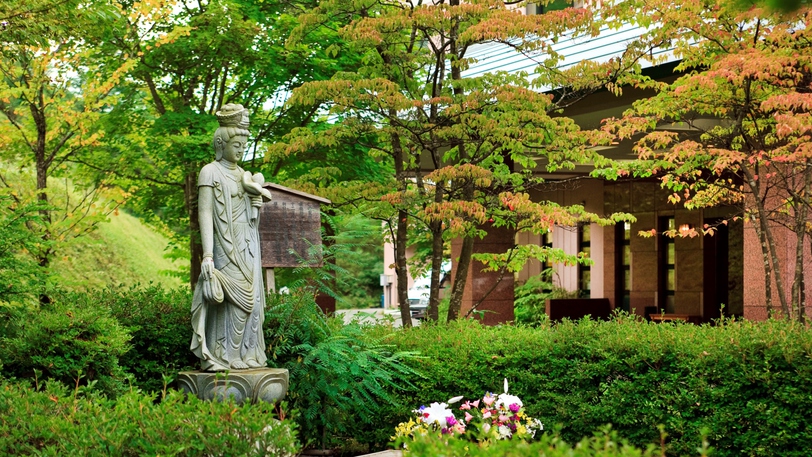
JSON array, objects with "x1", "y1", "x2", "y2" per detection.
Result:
[{"x1": 190, "y1": 103, "x2": 273, "y2": 371}]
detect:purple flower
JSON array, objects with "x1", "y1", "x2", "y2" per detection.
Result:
[
  {"x1": 509, "y1": 403, "x2": 520, "y2": 413},
  {"x1": 446, "y1": 416, "x2": 458, "y2": 426}
]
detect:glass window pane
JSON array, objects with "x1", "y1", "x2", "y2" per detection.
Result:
[
  {"x1": 667, "y1": 269, "x2": 675, "y2": 290},
  {"x1": 582, "y1": 225, "x2": 591, "y2": 242},
  {"x1": 667, "y1": 243, "x2": 675, "y2": 265},
  {"x1": 667, "y1": 217, "x2": 675, "y2": 230},
  {"x1": 624, "y1": 269, "x2": 630, "y2": 290},
  {"x1": 582, "y1": 246, "x2": 591, "y2": 257},
  {"x1": 623, "y1": 245, "x2": 631, "y2": 264},
  {"x1": 581, "y1": 270, "x2": 591, "y2": 291},
  {"x1": 624, "y1": 222, "x2": 631, "y2": 240}
]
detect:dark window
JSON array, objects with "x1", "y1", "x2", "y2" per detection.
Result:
[
  {"x1": 540, "y1": 231, "x2": 554, "y2": 290},
  {"x1": 658, "y1": 216, "x2": 675, "y2": 313},
  {"x1": 615, "y1": 222, "x2": 631, "y2": 312},
  {"x1": 578, "y1": 224, "x2": 591, "y2": 298}
]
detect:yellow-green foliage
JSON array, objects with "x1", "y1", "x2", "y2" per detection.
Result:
[
  {"x1": 0, "y1": 381, "x2": 299, "y2": 456},
  {"x1": 53, "y1": 210, "x2": 183, "y2": 290}
]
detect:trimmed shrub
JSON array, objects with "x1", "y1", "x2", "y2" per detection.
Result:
[
  {"x1": 364, "y1": 317, "x2": 812, "y2": 457},
  {"x1": 0, "y1": 380, "x2": 299, "y2": 456},
  {"x1": 97, "y1": 286, "x2": 197, "y2": 392},
  {"x1": 1, "y1": 286, "x2": 196, "y2": 395},
  {"x1": 0, "y1": 297, "x2": 131, "y2": 396},
  {"x1": 401, "y1": 426, "x2": 692, "y2": 457}
]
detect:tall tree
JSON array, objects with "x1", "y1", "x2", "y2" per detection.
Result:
[
  {"x1": 0, "y1": 0, "x2": 140, "y2": 297},
  {"x1": 97, "y1": 0, "x2": 363, "y2": 288},
  {"x1": 274, "y1": 0, "x2": 641, "y2": 323},
  {"x1": 600, "y1": 0, "x2": 812, "y2": 320}
]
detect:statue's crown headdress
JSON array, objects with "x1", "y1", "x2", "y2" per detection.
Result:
[{"x1": 216, "y1": 104, "x2": 246, "y2": 128}]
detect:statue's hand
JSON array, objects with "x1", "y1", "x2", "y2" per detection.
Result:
[{"x1": 201, "y1": 256, "x2": 215, "y2": 279}]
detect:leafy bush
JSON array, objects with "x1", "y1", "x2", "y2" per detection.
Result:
[
  {"x1": 401, "y1": 426, "x2": 702, "y2": 457},
  {"x1": 20, "y1": 286, "x2": 196, "y2": 393},
  {"x1": 264, "y1": 288, "x2": 419, "y2": 450},
  {"x1": 369, "y1": 317, "x2": 812, "y2": 457},
  {"x1": 0, "y1": 297, "x2": 131, "y2": 396},
  {"x1": 0, "y1": 190, "x2": 48, "y2": 306},
  {"x1": 0, "y1": 380, "x2": 299, "y2": 456},
  {"x1": 98, "y1": 286, "x2": 197, "y2": 392}
]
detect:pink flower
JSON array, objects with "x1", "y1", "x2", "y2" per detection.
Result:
[
  {"x1": 509, "y1": 403, "x2": 520, "y2": 413},
  {"x1": 465, "y1": 412, "x2": 473, "y2": 422},
  {"x1": 483, "y1": 393, "x2": 495, "y2": 407},
  {"x1": 460, "y1": 401, "x2": 471, "y2": 410},
  {"x1": 499, "y1": 414, "x2": 509, "y2": 422},
  {"x1": 472, "y1": 399, "x2": 480, "y2": 408},
  {"x1": 482, "y1": 411, "x2": 492, "y2": 419}
]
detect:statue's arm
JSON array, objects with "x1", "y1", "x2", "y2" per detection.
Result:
[{"x1": 199, "y1": 184, "x2": 215, "y2": 278}]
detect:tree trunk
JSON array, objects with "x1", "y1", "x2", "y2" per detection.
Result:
[
  {"x1": 395, "y1": 209, "x2": 411, "y2": 327},
  {"x1": 744, "y1": 165, "x2": 790, "y2": 317},
  {"x1": 791, "y1": 204, "x2": 805, "y2": 321},
  {"x1": 426, "y1": 183, "x2": 445, "y2": 322},
  {"x1": 793, "y1": 169, "x2": 811, "y2": 322},
  {"x1": 389, "y1": 120, "x2": 412, "y2": 328},
  {"x1": 447, "y1": 233, "x2": 474, "y2": 321},
  {"x1": 445, "y1": 6, "x2": 475, "y2": 322},
  {"x1": 32, "y1": 87, "x2": 51, "y2": 304}
]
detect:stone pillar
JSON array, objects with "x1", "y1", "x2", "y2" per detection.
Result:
[{"x1": 452, "y1": 223, "x2": 515, "y2": 325}]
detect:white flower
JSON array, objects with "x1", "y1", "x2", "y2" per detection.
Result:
[
  {"x1": 525, "y1": 418, "x2": 544, "y2": 438},
  {"x1": 447, "y1": 395, "x2": 464, "y2": 404},
  {"x1": 495, "y1": 393, "x2": 523, "y2": 410},
  {"x1": 497, "y1": 425, "x2": 512, "y2": 439},
  {"x1": 415, "y1": 402, "x2": 454, "y2": 427},
  {"x1": 496, "y1": 378, "x2": 523, "y2": 410}
]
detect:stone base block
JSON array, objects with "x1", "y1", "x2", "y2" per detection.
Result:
[{"x1": 177, "y1": 368, "x2": 289, "y2": 405}]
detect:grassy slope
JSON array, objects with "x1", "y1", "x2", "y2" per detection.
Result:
[{"x1": 53, "y1": 211, "x2": 185, "y2": 291}]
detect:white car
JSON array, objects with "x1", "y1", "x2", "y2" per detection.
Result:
[{"x1": 407, "y1": 261, "x2": 451, "y2": 319}]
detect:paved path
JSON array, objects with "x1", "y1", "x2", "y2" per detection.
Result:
[{"x1": 334, "y1": 308, "x2": 419, "y2": 327}]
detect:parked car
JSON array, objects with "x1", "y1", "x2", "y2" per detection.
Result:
[{"x1": 407, "y1": 261, "x2": 451, "y2": 320}]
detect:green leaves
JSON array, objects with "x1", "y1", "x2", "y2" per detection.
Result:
[{"x1": 0, "y1": 381, "x2": 300, "y2": 456}]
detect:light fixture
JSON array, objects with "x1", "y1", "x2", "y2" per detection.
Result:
[{"x1": 678, "y1": 223, "x2": 693, "y2": 236}]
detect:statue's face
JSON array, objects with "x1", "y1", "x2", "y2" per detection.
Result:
[{"x1": 222, "y1": 135, "x2": 247, "y2": 163}]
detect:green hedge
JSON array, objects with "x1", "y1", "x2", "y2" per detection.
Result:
[
  {"x1": 401, "y1": 426, "x2": 700, "y2": 457},
  {"x1": 368, "y1": 317, "x2": 812, "y2": 457},
  {"x1": 7, "y1": 285, "x2": 810, "y2": 456},
  {"x1": 0, "y1": 297, "x2": 131, "y2": 396},
  {"x1": 98, "y1": 286, "x2": 197, "y2": 393},
  {"x1": 0, "y1": 380, "x2": 299, "y2": 456},
  {"x1": 0, "y1": 286, "x2": 196, "y2": 395}
]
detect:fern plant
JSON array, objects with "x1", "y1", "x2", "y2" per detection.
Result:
[{"x1": 265, "y1": 289, "x2": 420, "y2": 450}]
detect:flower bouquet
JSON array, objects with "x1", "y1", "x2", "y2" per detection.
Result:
[{"x1": 393, "y1": 379, "x2": 543, "y2": 446}]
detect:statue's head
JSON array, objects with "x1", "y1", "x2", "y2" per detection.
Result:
[{"x1": 213, "y1": 104, "x2": 250, "y2": 160}]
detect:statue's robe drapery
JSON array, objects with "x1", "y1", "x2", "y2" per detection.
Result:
[{"x1": 191, "y1": 161, "x2": 267, "y2": 371}]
